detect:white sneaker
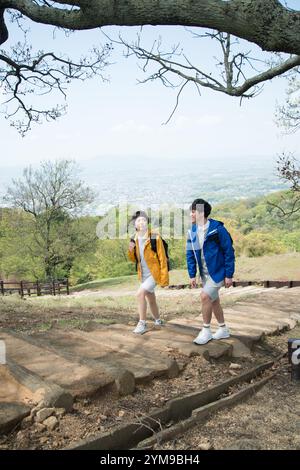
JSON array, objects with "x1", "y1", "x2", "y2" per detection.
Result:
[
  {"x1": 193, "y1": 327, "x2": 213, "y2": 345},
  {"x1": 212, "y1": 326, "x2": 230, "y2": 340},
  {"x1": 154, "y1": 318, "x2": 164, "y2": 326},
  {"x1": 133, "y1": 320, "x2": 147, "y2": 334}
]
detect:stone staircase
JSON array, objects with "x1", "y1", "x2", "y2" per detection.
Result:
[{"x1": 1, "y1": 285, "x2": 299, "y2": 434}]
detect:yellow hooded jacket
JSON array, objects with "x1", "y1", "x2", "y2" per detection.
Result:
[{"x1": 128, "y1": 230, "x2": 169, "y2": 287}]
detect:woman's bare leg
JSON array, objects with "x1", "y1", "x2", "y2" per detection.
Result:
[
  {"x1": 145, "y1": 291, "x2": 160, "y2": 320},
  {"x1": 137, "y1": 288, "x2": 147, "y2": 321}
]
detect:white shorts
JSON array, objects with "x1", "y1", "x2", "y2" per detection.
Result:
[
  {"x1": 201, "y1": 274, "x2": 224, "y2": 302},
  {"x1": 140, "y1": 275, "x2": 156, "y2": 293}
]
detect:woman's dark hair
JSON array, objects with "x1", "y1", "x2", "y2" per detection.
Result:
[
  {"x1": 190, "y1": 199, "x2": 212, "y2": 218},
  {"x1": 130, "y1": 210, "x2": 149, "y2": 224}
]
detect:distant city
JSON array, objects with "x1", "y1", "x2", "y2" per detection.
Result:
[{"x1": 0, "y1": 155, "x2": 290, "y2": 215}]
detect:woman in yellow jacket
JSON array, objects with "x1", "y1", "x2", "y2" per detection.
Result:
[{"x1": 128, "y1": 210, "x2": 169, "y2": 334}]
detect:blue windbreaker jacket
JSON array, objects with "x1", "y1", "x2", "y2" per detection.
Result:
[{"x1": 186, "y1": 218, "x2": 235, "y2": 283}]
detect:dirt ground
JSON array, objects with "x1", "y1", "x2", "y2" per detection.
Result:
[
  {"x1": 156, "y1": 366, "x2": 300, "y2": 450},
  {"x1": 0, "y1": 287, "x2": 263, "y2": 334},
  {"x1": 156, "y1": 327, "x2": 300, "y2": 451},
  {"x1": 1, "y1": 324, "x2": 299, "y2": 451}
]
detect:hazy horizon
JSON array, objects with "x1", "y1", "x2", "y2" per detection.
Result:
[{"x1": 0, "y1": 154, "x2": 289, "y2": 215}]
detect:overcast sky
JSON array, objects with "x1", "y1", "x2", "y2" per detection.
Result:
[{"x1": 0, "y1": 0, "x2": 299, "y2": 175}]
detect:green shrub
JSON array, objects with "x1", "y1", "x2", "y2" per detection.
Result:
[{"x1": 242, "y1": 232, "x2": 287, "y2": 257}]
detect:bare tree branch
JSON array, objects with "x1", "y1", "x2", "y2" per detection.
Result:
[
  {"x1": 0, "y1": 38, "x2": 112, "y2": 134},
  {"x1": 113, "y1": 31, "x2": 300, "y2": 123},
  {"x1": 277, "y1": 152, "x2": 300, "y2": 193},
  {"x1": 268, "y1": 152, "x2": 300, "y2": 217},
  {"x1": 267, "y1": 196, "x2": 300, "y2": 217},
  {"x1": 163, "y1": 79, "x2": 189, "y2": 125},
  {"x1": 275, "y1": 68, "x2": 300, "y2": 133},
  {"x1": 120, "y1": 33, "x2": 300, "y2": 98}
]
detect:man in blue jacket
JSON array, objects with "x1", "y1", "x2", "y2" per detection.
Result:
[{"x1": 186, "y1": 198, "x2": 235, "y2": 345}]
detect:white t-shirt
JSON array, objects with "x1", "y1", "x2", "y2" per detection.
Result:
[
  {"x1": 197, "y1": 220, "x2": 210, "y2": 277},
  {"x1": 137, "y1": 235, "x2": 152, "y2": 280}
]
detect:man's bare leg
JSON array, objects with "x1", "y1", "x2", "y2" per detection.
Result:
[
  {"x1": 212, "y1": 297, "x2": 225, "y2": 324},
  {"x1": 201, "y1": 292, "x2": 213, "y2": 324},
  {"x1": 193, "y1": 291, "x2": 213, "y2": 344},
  {"x1": 211, "y1": 297, "x2": 230, "y2": 339}
]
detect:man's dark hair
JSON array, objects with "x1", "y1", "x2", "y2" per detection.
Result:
[
  {"x1": 130, "y1": 210, "x2": 149, "y2": 224},
  {"x1": 190, "y1": 199, "x2": 212, "y2": 218}
]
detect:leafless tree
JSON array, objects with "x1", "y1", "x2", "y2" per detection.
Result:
[
  {"x1": 268, "y1": 153, "x2": 300, "y2": 217},
  {"x1": 276, "y1": 68, "x2": 300, "y2": 133}
]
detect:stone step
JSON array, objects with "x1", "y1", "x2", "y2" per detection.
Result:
[
  {"x1": 0, "y1": 402, "x2": 30, "y2": 435},
  {"x1": 166, "y1": 323, "x2": 252, "y2": 358},
  {"x1": 232, "y1": 304, "x2": 298, "y2": 327},
  {"x1": 223, "y1": 286, "x2": 277, "y2": 295},
  {"x1": 222, "y1": 309, "x2": 290, "y2": 331},
  {"x1": 168, "y1": 318, "x2": 266, "y2": 339},
  {"x1": 0, "y1": 365, "x2": 32, "y2": 404},
  {"x1": 220, "y1": 286, "x2": 260, "y2": 296},
  {"x1": 235, "y1": 301, "x2": 296, "y2": 312},
  {"x1": 217, "y1": 320, "x2": 275, "y2": 334},
  {"x1": 85, "y1": 323, "x2": 233, "y2": 360},
  {"x1": 1, "y1": 330, "x2": 118, "y2": 398},
  {"x1": 242, "y1": 297, "x2": 298, "y2": 305},
  {"x1": 0, "y1": 358, "x2": 73, "y2": 412},
  {"x1": 32, "y1": 328, "x2": 179, "y2": 383}
]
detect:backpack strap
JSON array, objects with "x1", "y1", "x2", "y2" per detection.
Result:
[
  {"x1": 131, "y1": 237, "x2": 139, "y2": 271},
  {"x1": 134, "y1": 247, "x2": 138, "y2": 271},
  {"x1": 150, "y1": 233, "x2": 170, "y2": 271},
  {"x1": 150, "y1": 233, "x2": 158, "y2": 254},
  {"x1": 207, "y1": 228, "x2": 233, "y2": 248}
]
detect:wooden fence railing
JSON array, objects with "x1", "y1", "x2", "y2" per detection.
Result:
[
  {"x1": 0, "y1": 279, "x2": 70, "y2": 297},
  {"x1": 1, "y1": 278, "x2": 299, "y2": 296},
  {"x1": 168, "y1": 280, "x2": 300, "y2": 289}
]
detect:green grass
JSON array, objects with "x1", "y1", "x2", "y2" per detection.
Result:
[
  {"x1": 36, "y1": 322, "x2": 53, "y2": 332},
  {"x1": 170, "y1": 253, "x2": 300, "y2": 284},
  {"x1": 70, "y1": 252, "x2": 300, "y2": 294},
  {"x1": 70, "y1": 270, "x2": 192, "y2": 293},
  {"x1": 1, "y1": 252, "x2": 299, "y2": 334},
  {"x1": 70, "y1": 275, "x2": 139, "y2": 293},
  {"x1": 4, "y1": 292, "x2": 138, "y2": 317},
  {"x1": 235, "y1": 252, "x2": 300, "y2": 281}
]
